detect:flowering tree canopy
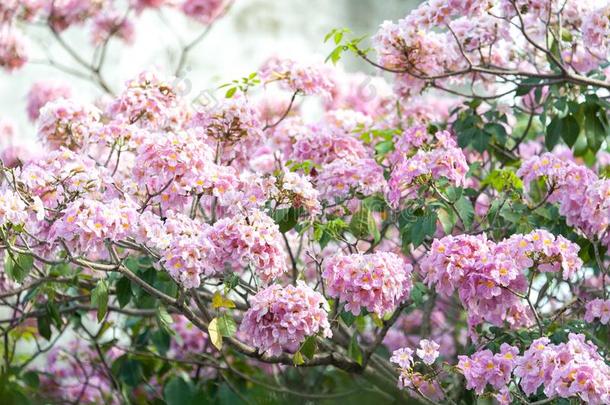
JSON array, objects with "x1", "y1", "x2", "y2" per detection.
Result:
[{"x1": 0, "y1": 0, "x2": 609, "y2": 404}]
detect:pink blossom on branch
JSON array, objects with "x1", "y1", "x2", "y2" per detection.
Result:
[{"x1": 238, "y1": 281, "x2": 332, "y2": 356}]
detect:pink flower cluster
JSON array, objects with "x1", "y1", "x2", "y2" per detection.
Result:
[
  {"x1": 108, "y1": 70, "x2": 188, "y2": 130},
  {"x1": 45, "y1": 0, "x2": 102, "y2": 32},
  {"x1": 273, "y1": 171, "x2": 321, "y2": 215},
  {"x1": 323, "y1": 252, "x2": 413, "y2": 316},
  {"x1": 316, "y1": 157, "x2": 386, "y2": 202},
  {"x1": 502, "y1": 230, "x2": 582, "y2": 280},
  {"x1": 259, "y1": 57, "x2": 334, "y2": 97},
  {"x1": 518, "y1": 152, "x2": 610, "y2": 247},
  {"x1": 291, "y1": 124, "x2": 369, "y2": 165},
  {"x1": 132, "y1": 130, "x2": 217, "y2": 209},
  {"x1": 239, "y1": 281, "x2": 332, "y2": 356},
  {"x1": 37, "y1": 98, "x2": 101, "y2": 151},
  {"x1": 208, "y1": 209, "x2": 287, "y2": 283},
  {"x1": 514, "y1": 334, "x2": 610, "y2": 404},
  {"x1": 372, "y1": 2, "x2": 509, "y2": 94},
  {"x1": 49, "y1": 198, "x2": 138, "y2": 258},
  {"x1": 421, "y1": 230, "x2": 581, "y2": 328},
  {"x1": 159, "y1": 212, "x2": 216, "y2": 289},
  {"x1": 26, "y1": 81, "x2": 72, "y2": 122},
  {"x1": 191, "y1": 96, "x2": 262, "y2": 144},
  {"x1": 458, "y1": 343, "x2": 519, "y2": 394},
  {"x1": 388, "y1": 130, "x2": 468, "y2": 208},
  {"x1": 190, "y1": 96, "x2": 263, "y2": 166},
  {"x1": 584, "y1": 298, "x2": 610, "y2": 325},
  {"x1": 390, "y1": 346, "x2": 444, "y2": 401},
  {"x1": 372, "y1": 0, "x2": 610, "y2": 93},
  {"x1": 181, "y1": 0, "x2": 226, "y2": 24},
  {"x1": 90, "y1": 9, "x2": 135, "y2": 46},
  {"x1": 19, "y1": 148, "x2": 112, "y2": 210},
  {"x1": 0, "y1": 28, "x2": 27, "y2": 72},
  {"x1": 0, "y1": 188, "x2": 29, "y2": 227}
]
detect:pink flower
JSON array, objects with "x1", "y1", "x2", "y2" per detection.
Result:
[
  {"x1": 90, "y1": 9, "x2": 135, "y2": 46},
  {"x1": 132, "y1": 130, "x2": 219, "y2": 211},
  {"x1": 0, "y1": 188, "x2": 29, "y2": 226},
  {"x1": 585, "y1": 298, "x2": 610, "y2": 325},
  {"x1": 239, "y1": 282, "x2": 332, "y2": 356},
  {"x1": 208, "y1": 209, "x2": 287, "y2": 283},
  {"x1": 0, "y1": 28, "x2": 28, "y2": 72},
  {"x1": 291, "y1": 123, "x2": 369, "y2": 165},
  {"x1": 323, "y1": 252, "x2": 413, "y2": 316},
  {"x1": 45, "y1": 0, "x2": 102, "y2": 32},
  {"x1": 156, "y1": 212, "x2": 216, "y2": 289},
  {"x1": 390, "y1": 347, "x2": 414, "y2": 369},
  {"x1": 316, "y1": 157, "x2": 386, "y2": 202},
  {"x1": 108, "y1": 70, "x2": 189, "y2": 130},
  {"x1": 416, "y1": 339, "x2": 440, "y2": 365},
  {"x1": 48, "y1": 198, "x2": 139, "y2": 259},
  {"x1": 37, "y1": 98, "x2": 101, "y2": 150},
  {"x1": 458, "y1": 343, "x2": 518, "y2": 394},
  {"x1": 259, "y1": 57, "x2": 334, "y2": 98},
  {"x1": 514, "y1": 334, "x2": 610, "y2": 403},
  {"x1": 181, "y1": 0, "x2": 226, "y2": 24},
  {"x1": 388, "y1": 129, "x2": 468, "y2": 208},
  {"x1": 26, "y1": 81, "x2": 72, "y2": 122}
]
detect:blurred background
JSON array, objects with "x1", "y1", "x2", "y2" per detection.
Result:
[{"x1": 0, "y1": 0, "x2": 418, "y2": 140}]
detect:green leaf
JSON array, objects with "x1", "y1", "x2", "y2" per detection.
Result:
[
  {"x1": 333, "y1": 31, "x2": 344, "y2": 45},
  {"x1": 455, "y1": 196, "x2": 475, "y2": 230},
  {"x1": 410, "y1": 211, "x2": 437, "y2": 247},
  {"x1": 557, "y1": 114, "x2": 580, "y2": 147},
  {"x1": 362, "y1": 195, "x2": 388, "y2": 212},
  {"x1": 6, "y1": 253, "x2": 33, "y2": 283},
  {"x1": 300, "y1": 336, "x2": 317, "y2": 360},
  {"x1": 293, "y1": 351, "x2": 305, "y2": 366},
  {"x1": 37, "y1": 315, "x2": 51, "y2": 340},
  {"x1": 484, "y1": 123, "x2": 507, "y2": 146},
  {"x1": 546, "y1": 114, "x2": 578, "y2": 150},
  {"x1": 217, "y1": 314, "x2": 237, "y2": 337},
  {"x1": 91, "y1": 279, "x2": 109, "y2": 323},
  {"x1": 46, "y1": 302, "x2": 62, "y2": 328},
  {"x1": 584, "y1": 106, "x2": 607, "y2": 152},
  {"x1": 472, "y1": 130, "x2": 491, "y2": 153},
  {"x1": 225, "y1": 87, "x2": 237, "y2": 98},
  {"x1": 164, "y1": 376, "x2": 195, "y2": 405},
  {"x1": 156, "y1": 306, "x2": 174, "y2": 335},
  {"x1": 410, "y1": 282, "x2": 427, "y2": 306},
  {"x1": 272, "y1": 207, "x2": 300, "y2": 233},
  {"x1": 437, "y1": 207, "x2": 457, "y2": 235},
  {"x1": 348, "y1": 335, "x2": 363, "y2": 366},
  {"x1": 444, "y1": 187, "x2": 462, "y2": 203},
  {"x1": 374, "y1": 140, "x2": 394, "y2": 156},
  {"x1": 224, "y1": 273, "x2": 239, "y2": 293},
  {"x1": 483, "y1": 169, "x2": 523, "y2": 192},
  {"x1": 116, "y1": 276, "x2": 132, "y2": 309},
  {"x1": 340, "y1": 311, "x2": 356, "y2": 326},
  {"x1": 21, "y1": 371, "x2": 39, "y2": 389},
  {"x1": 151, "y1": 330, "x2": 170, "y2": 355},
  {"x1": 325, "y1": 45, "x2": 344, "y2": 64},
  {"x1": 350, "y1": 208, "x2": 374, "y2": 239}
]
